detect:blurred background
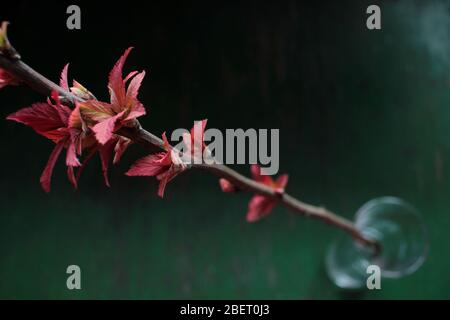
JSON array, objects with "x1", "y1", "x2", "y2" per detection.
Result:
[{"x1": 0, "y1": 0, "x2": 449, "y2": 299}]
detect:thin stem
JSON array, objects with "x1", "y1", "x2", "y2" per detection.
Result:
[{"x1": 0, "y1": 47, "x2": 380, "y2": 254}]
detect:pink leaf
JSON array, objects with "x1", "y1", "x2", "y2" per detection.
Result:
[
  {"x1": 191, "y1": 119, "x2": 207, "y2": 153},
  {"x1": 92, "y1": 112, "x2": 123, "y2": 145},
  {"x1": 60, "y1": 64, "x2": 69, "y2": 90},
  {"x1": 70, "y1": 128, "x2": 84, "y2": 155},
  {"x1": 67, "y1": 166, "x2": 77, "y2": 189},
  {"x1": 124, "y1": 71, "x2": 138, "y2": 83},
  {"x1": 49, "y1": 91, "x2": 72, "y2": 125},
  {"x1": 66, "y1": 141, "x2": 81, "y2": 167},
  {"x1": 113, "y1": 137, "x2": 131, "y2": 164},
  {"x1": 108, "y1": 47, "x2": 133, "y2": 107},
  {"x1": 124, "y1": 101, "x2": 146, "y2": 121},
  {"x1": 162, "y1": 132, "x2": 171, "y2": 150},
  {"x1": 125, "y1": 153, "x2": 169, "y2": 177},
  {"x1": 68, "y1": 103, "x2": 86, "y2": 131},
  {"x1": 126, "y1": 70, "x2": 145, "y2": 103}
]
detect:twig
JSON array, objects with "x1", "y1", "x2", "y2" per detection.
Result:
[{"x1": 0, "y1": 45, "x2": 380, "y2": 255}]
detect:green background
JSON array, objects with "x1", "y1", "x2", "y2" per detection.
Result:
[{"x1": 0, "y1": 0, "x2": 449, "y2": 299}]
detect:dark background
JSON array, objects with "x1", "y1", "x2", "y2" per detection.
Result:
[{"x1": 1, "y1": 0, "x2": 449, "y2": 299}]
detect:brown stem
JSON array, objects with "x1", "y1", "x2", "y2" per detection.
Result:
[{"x1": 0, "y1": 46, "x2": 380, "y2": 255}]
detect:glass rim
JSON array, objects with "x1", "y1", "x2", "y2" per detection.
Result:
[{"x1": 354, "y1": 196, "x2": 429, "y2": 278}]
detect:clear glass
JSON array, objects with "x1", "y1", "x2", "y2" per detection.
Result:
[{"x1": 326, "y1": 197, "x2": 429, "y2": 289}]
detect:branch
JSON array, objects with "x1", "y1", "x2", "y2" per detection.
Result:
[{"x1": 0, "y1": 43, "x2": 380, "y2": 255}]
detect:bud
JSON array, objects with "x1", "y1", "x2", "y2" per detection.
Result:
[
  {"x1": 71, "y1": 80, "x2": 96, "y2": 100},
  {"x1": 0, "y1": 68, "x2": 20, "y2": 89},
  {"x1": 0, "y1": 21, "x2": 10, "y2": 50},
  {"x1": 219, "y1": 178, "x2": 237, "y2": 193},
  {"x1": 0, "y1": 21, "x2": 20, "y2": 59}
]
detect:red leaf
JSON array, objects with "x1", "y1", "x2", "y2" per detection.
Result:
[
  {"x1": 7, "y1": 102, "x2": 67, "y2": 142},
  {"x1": 40, "y1": 141, "x2": 65, "y2": 193},
  {"x1": 246, "y1": 195, "x2": 277, "y2": 222},
  {"x1": 244, "y1": 165, "x2": 289, "y2": 222},
  {"x1": 67, "y1": 166, "x2": 77, "y2": 190},
  {"x1": 275, "y1": 174, "x2": 289, "y2": 192},
  {"x1": 75, "y1": 146, "x2": 99, "y2": 184},
  {"x1": 113, "y1": 137, "x2": 131, "y2": 164},
  {"x1": 126, "y1": 130, "x2": 186, "y2": 198},
  {"x1": 157, "y1": 174, "x2": 170, "y2": 198},
  {"x1": 99, "y1": 140, "x2": 116, "y2": 187},
  {"x1": 155, "y1": 165, "x2": 181, "y2": 198},
  {"x1": 250, "y1": 164, "x2": 273, "y2": 186}
]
